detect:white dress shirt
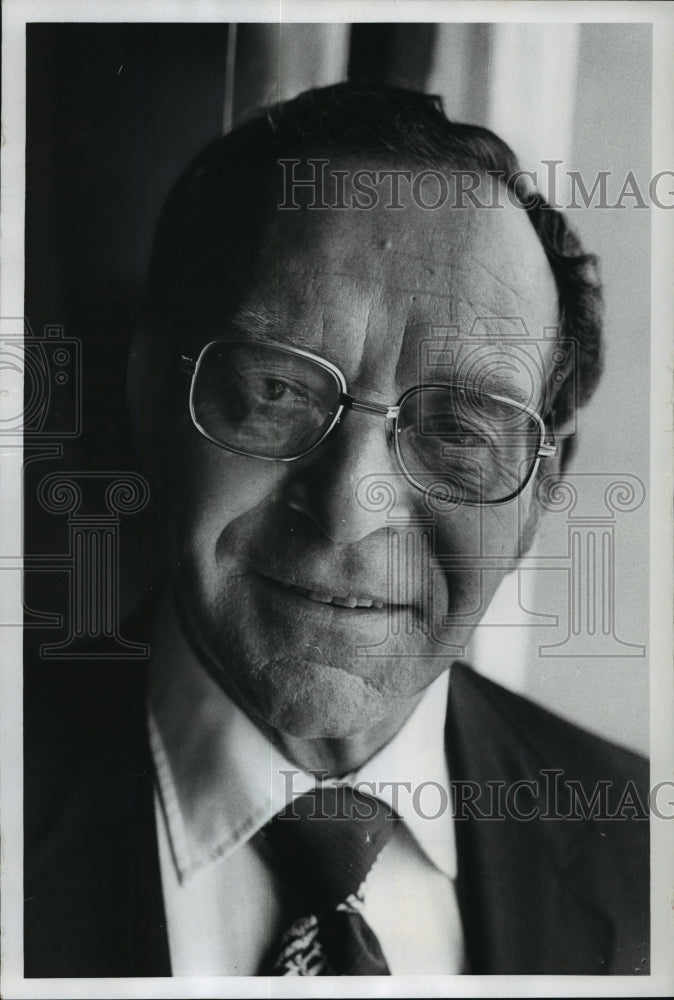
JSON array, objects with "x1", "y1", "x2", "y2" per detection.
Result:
[{"x1": 148, "y1": 591, "x2": 465, "y2": 975}]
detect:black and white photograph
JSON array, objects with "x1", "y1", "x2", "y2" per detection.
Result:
[{"x1": 1, "y1": 1, "x2": 673, "y2": 997}]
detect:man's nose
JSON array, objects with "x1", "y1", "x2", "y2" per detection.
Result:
[{"x1": 281, "y1": 414, "x2": 415, "y2": 543}]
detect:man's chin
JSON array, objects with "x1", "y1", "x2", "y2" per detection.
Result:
[{"x1": 210, "y1": 654, "x2": 406, "y2": 742}]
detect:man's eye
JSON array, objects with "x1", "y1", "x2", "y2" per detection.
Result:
[
  {"x1": 260, "y1": 377, "x2": 289, "y2": 401},
  {"x1": 454, "y1": 431, "x2": 492, "y2": 448},
  {"x1": 247, "y1": 374, "x2": 304, "y2": 404},
  {"x1": 422, "y1": 416, "x2": 493, "y2": 448}
]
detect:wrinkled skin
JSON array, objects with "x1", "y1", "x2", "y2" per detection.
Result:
[{"x1": 169, "y1": 172, "x2": 561, "y2": 773}]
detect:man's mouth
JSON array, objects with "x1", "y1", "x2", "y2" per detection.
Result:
[
  {"x1": 254, "y1": 571, "x2": 399, "y2": 610},
  {"x1": 284, "y1": 582, "x2": 386, "y2": 609}
]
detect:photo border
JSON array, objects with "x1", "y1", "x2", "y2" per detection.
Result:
[{"x1": 1, "y1": 2, "x2": 672, "y2": 997}]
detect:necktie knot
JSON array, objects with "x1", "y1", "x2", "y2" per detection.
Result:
[
  {"x1": 266, "y1": 785, "x2": 396, "y2": 913},
  {"x1": 263, "y1": 785, "x2": 396, "y2": 973}
]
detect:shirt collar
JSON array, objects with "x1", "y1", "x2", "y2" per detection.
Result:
[
  {"x1": 148, "y1": 589, "x2": 455, "y2": 884},
  {"x1": 346, "y1": 668, "x2": 455, "y2": 878}
]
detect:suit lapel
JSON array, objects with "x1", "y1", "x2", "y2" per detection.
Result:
[
  {"x1": 446, "y1": 662, "x2": 613, "y2": 974},
  {"x1": 25, "y1": 613, "x2": 171, "y2": 977},
  {"x1": 29, "y1": 632, "x2": 640, "y2": 976}
]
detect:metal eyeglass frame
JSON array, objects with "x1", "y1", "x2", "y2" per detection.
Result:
[{"x1": 181, "y1": 339, "x2": 558, "y2": 506}]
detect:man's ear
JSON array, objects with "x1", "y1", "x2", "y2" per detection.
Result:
[
  {"x1": 558, "y1": 436, "x2": 577, "y2": 474},
  {"x1": 550, "y1": 410, "x2": 579, "y2": 479},
  {"x1": 520, "y1": 412, "x2": 578, "y2": 556}
]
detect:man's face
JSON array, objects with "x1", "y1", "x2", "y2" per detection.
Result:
[{"x1": 170, "y1": 169, "x2": 560, "y2": 740}]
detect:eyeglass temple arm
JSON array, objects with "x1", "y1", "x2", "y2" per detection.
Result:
[{"x1": 539, "y1": 408, "x2": 559, "y2": 457}]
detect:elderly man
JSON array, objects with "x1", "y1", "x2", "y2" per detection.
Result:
[{"x1": 24, "y1": 84, "x2": 648, "y2": 978}]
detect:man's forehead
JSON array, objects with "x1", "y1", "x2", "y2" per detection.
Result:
[
  {"x1": 217, "y1": 183, "x2": 559, "y2": 395},
  {"x1": 255, "y1": 173, "x2": 547, "y2": 291},
  {"x1": 257, "y1": 176, "x2": 546, "y2": 269}
]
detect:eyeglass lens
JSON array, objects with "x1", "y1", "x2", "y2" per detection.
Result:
[
  {"x1": 191, "y1": 341, "x2": 542, "y2": 502},
  {"x1": 192, "y1": 342, "x2": 342, "y2": 458},
  {"x1": 396, "y1": 386, "x2": 541, "y2": 503}
]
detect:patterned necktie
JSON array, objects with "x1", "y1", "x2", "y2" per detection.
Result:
[{"x1": 263, "y1": 785, "x2": 396, "y2": 975}]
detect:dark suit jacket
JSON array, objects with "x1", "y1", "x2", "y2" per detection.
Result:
[{"x1": 24, "y1": 609, "x2": 649, "y2": 977}]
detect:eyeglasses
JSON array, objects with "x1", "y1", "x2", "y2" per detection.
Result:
[{"x1": 181, "y1": 339, "x2": 557, "y2": 506}]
